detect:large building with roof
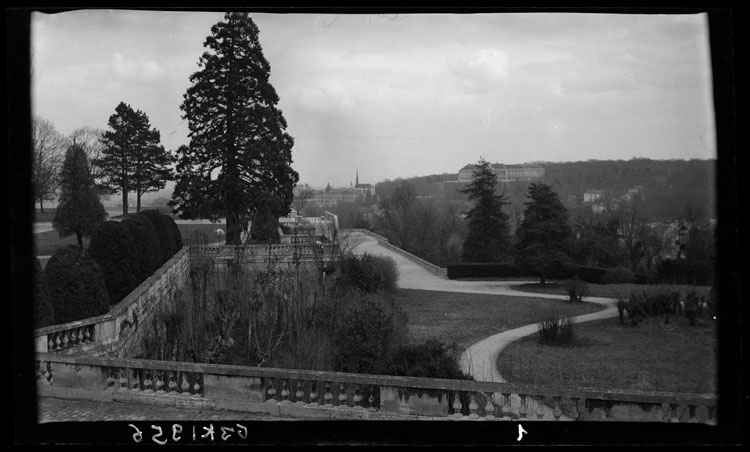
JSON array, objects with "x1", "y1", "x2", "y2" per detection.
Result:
[{"x1": 458, "y1": 163, "x2": 545, "y2": 183}]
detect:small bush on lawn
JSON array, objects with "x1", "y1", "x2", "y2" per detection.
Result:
[
  {"x1": 381, "y1": 340, "x2": 474, "y2": 380},
  {"x1": 33, "y1": 257, "x2": 54, "y2": 328},
  {"x1": 45, "y1": 245, "x2": 110, "y2": 324},
  {"x1": 88, "y1": 220, "x2": 141, "y2": 304},
  {"x1": 537, "y1": 316, "x2": 575, "y2": 346},
  {"x1": 335, "y1": 252, "x2": 399, "y2": 294},
  {"x1": 564, "y1": 279, "x2": 590, "y2": 302},
  {"x1": 138, "y1": 209, "x2": 173, "y2": 264},
  {"x1": 121, "y1": 214, "x2": 163, "y2": 279}
]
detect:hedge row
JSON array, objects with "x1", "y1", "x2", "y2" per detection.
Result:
[
  {"x1": 446, "y1": 263, "x2": 654, "y2": 284},
  {"x1": 39, "y1": 211, "x2": 184, "y2": 326}
]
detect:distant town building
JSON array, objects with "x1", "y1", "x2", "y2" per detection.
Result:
[
  {"x1": 353, "y1": 169, "x2": 375, "y2": 196},
  {"x1": 308, "y1": 170, "x2": 374, "y2": 207},
  {"x1": 458, "y1": 163, "x2": 545, "y2": 183},
  {"x1": 583, "y1": 189, "x2": 604, "y2": 203}
]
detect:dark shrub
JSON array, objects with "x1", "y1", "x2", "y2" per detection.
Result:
[
  {"x1": 44, "y1": 245, "x2": 110, "y2": 323},
  {"x1": 33, "y1": 257, "x2": 54, "y2": 328},
  {"x1": 381, "y1": 340, "x2": 473, "y2": 380},
  {"x1": 537, "y1": 316, "x2": 575, "y2": 346},
  {"x1": 655, "y1": 258, "x2": 714, "y2": 286},
  {"x1": 563, "y1": 279, "x2": 590, "y2": 302},
  {"x1": 335, "y1": 252, "x2": 399, "y2": 294},
  {"x1": 333, "y1": 293, "x2": 400, "y2": 374},
  {"x1": 121, "y1": 214, "x2": 162, "y2": 279},
  {"x1": 88, "y1": 220, "x2": 141, "y2": 304},
  {"x1": 162, "y1": 215, "x2": 184, "y2": 256},
  {"x1": 139, "y1": 209, "x2": 172, "y2": 263},
  {"x1": 446, "y1": 263, "x2": 520, "y2": 279}
]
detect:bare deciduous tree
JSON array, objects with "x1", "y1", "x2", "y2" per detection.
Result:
[{"x1": 32, "y1": 116, "x2": 68, "y2": 212}]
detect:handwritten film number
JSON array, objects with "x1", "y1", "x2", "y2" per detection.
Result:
[{"x1": 129, "y1": 423, "x2": 248, "y2": 444}]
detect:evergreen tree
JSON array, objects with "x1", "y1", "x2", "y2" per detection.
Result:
[
  {"x1": 88, "y1": 221, "x2": 141, "y2": 304},
  {"x1": 100, "y1": 102, "x2": 174, "y2": 215},
  {"x1": 460, "y1": 159, "x2": 512, "y2": 262},
  {"x1": 515, "y1": 183, "x2": 574, "y2": 283},
  {"x1": 171, "y1": 12, "x2": 299, "y2": 245},
  {"x1": 53, "y1": 143, "x2": 106, "y2": 249}
]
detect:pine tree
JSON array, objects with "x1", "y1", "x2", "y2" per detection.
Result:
[
  {"x1": 53, "y1": 144, "x2": 106, "y2": 249},
  {"x1": 171, "y1": 12, "x2": 299, "y2": 245},
  {"x1": 515, "y1": 183, "x2": 574, "y2": 283},
  {"x1": 460, "y1": 159, "x2": 512, "y2": 262},
  {"x1": 99, "y1": 102, "x2": 174, "y2": 215}
]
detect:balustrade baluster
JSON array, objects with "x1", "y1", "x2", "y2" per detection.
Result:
[
  {"x1": 168, "y1": 372, "x2": 178, "y2": 393},
  {"x1": 669, "y1": 403, "x2": 681, "y2": 423},
  {"x1": 338, "y1": 384, "x2": 348, "y2": 407},
  {"x1": 552, "y1": 396, "x2": 562, "y2": 421},
  {"x1": 77, "y1": 328, "x2": 84, "y2": 344},
  {"x1": 61, "y1": 331, "x2": 69, "y2": 349},
  {"x1": 366, "y1": 386, "x2": 378, "y2": 412},
  {"x1": 155, "y1": 372, "x2": 165, "y2": 393},
  {"x1": 483, "y1": 393, "x2": 496, "y2": 419},
  {"x1": 281, "y1": 381, "x2": 291, "y2": 403},
  {"x1": 519, "y1": 394, "x2": 528, "y2": 420},
  {"x1": 707, "y1": 405, "x2": 717, "y2": 425},
  {"x1": 468, "y1": 394, "x2": 480, "y2": 419},
  {"x1": 309, "y1": 383, "x2": 319, "y2": 407},
  {"x1": 131, "y1": 369, "x2": 141, "y2": 392},
  {"x1": 536, "y1": 395, "x2": 546, "y2": 420},
  {"x1": 452, "y1": 392, "x2": 464, "y2": 418},
  {"x1": 323, "y1": 383, "x2": 333, "y2": 407},
  {"x1": 501, "y1": 392, "x2": 512, "y2": 419},
  {"x1": 118, "y1": 369, "x2": 128, "y2": 391},
  {"x1": 193, "y1": 379, "x2": 202, "y2": 397},
  {"x1": 569, "y1": 397, "x2": 580, "y2": 421},
  {"x1": 106, "y1": 369, "x2": 116, "y2": 390},
  {"x1": 143, "y1": 372, "x2": 153, "y2": 393},
  {"x1": 687, "y1": 405, "x2": 698, "y2": 424},
  {"x1": 295, "y1": 382, "x2": 305, "y2": 405},
  {"x1": 84, "y1": 326, "x2": 92, "y2": 342},
  {"x1": 48, "y1": 336, "x2": 54, "y2": 351},
  {"x1": 352, "y1": 386, "x2": 362, "y2": 408},
  {"x1": 266, "y1": 380, "x2": 277, "y2": 403}
]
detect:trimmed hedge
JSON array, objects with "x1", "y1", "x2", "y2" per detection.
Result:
[
  {"x1": 34, "y1": 257, "x2": 55, "y2": 328},
  {"x1": 121, "y1": 214, "x2": 163, "y2": 280},
  {"x1": 162, "y1": 215, "x2": 184, "y2": 255},
  {"x1": 88, "y1": 220, "x2": 141, "y2": 304},
  {"x1": 44, "y1": 245, "x2": 110, "y2": 324},
  {"x1": 138, "y1": 209, "x2": 173, "y2": 264},
  {"x1": 446, "y1": 263, "x2": 520, "y2": 279}
]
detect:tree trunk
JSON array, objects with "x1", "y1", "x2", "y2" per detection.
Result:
[
  {"x1": 76, "y1": 231, "x2": 83, "y2": 250},
  {"x1": 539, "y1": 268, "x2": 546, "y2": 285},
  {"x1": 38, "y1": 199, "x2": 45, "y2": 213},
  {"x1": 226, "y1": 210, "x2": 241, "y2": 245},
  {"x1": 122, "y1": 190, "x2": 129, "y2": 216}
]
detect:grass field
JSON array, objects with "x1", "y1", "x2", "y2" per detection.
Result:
[
  {"x1": 498, "y1": 315, "x2": 717, "y2": 394},
  {"x1": 391, "y1": 288, "x2": 606, "y2": 352}
]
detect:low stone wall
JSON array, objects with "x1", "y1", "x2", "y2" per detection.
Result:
[
  {"x1": 346, "y1": 229, "x2": 447, "y2": 276},
  {"x1": 35, "y1": 353, "x2": 717, "y2": 423},
  {"x1": 34, "y1": 247, "x2": 191, "y2": 358}
]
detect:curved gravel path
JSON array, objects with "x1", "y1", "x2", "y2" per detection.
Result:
[{"x1": 348, "y1": 230, "x2": 620, "y2": 419}]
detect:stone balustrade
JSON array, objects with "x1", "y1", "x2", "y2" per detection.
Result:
[
  {"x1": 345, "y1": 228, "x2": 448, "y2": 276},
  {"x1": 191, "y1": 243, "x2": 340, "y2": 264},
  {"x1": 34, "y1": 248, "x2": 191, "y2": 358},
  {"x1": 35, "y1": 353, "x2": 717, "y2": 423}
]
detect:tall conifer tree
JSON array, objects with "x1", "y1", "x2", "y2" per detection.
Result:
[
  {"x1": 460, "y1": 158, "x2": 512, "y2": 262},
  {"x1": 53, "y1": 144, "x2": 106, "y2": 249},
  {"x1": 171, "y1": 12, "x2": 299, "y2": 244}
]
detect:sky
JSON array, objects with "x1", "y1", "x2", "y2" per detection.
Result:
[{"x1": 31, "y1": 9, "x2": 717, "y2": 190}]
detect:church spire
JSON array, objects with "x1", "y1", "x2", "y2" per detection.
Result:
[{"x1": 356, "y1": 168, "x2": 359, "y2": 186}]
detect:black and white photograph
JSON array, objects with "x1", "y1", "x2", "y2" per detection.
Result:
[{"x1": 11, "y1": 6, "x2": 739, "y2": 446}]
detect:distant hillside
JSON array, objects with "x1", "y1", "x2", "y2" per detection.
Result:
[{"x1": 375, "y1": 159, "x2": 716, "y2": 222}]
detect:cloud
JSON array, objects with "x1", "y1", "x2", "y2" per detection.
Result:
[
  {"x1": 109, "y1": 52, "x2": 166, "y2": 81},
  {"x1": 448, "y1": 48, "x2": 510, "y2": 93}
]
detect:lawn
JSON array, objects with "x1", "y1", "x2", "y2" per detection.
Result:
[
  {"x1": 497, "y1": 315, "x2": 717, "y2": 394},
  {"x1": 510, "y1": 281, "x2": 711, "y2": 300},
  {"x1": 391, "y1": 288, "x2": 606, "y2": 352}
]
